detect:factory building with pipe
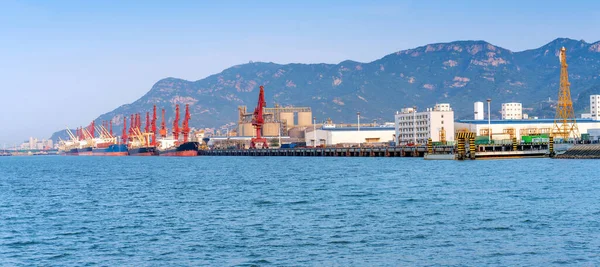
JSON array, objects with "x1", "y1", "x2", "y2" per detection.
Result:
[{"x1": 237, "y1": 104, "x2": 313, "y2": 137}]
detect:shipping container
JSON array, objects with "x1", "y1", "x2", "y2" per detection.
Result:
[
  {"x1": 474, "y1": 136, "x2": 491, "y2": 144},
  {"x1": 494, "y1": 139, "x2": 513, "y2": 145},
  {"x1": 581, "y1": 133, "x2": 590, "y2": 141},
  {"x1": 292, "y1": 142, "x2": 307, "y2": 147},
  {"x1": 475, "y1": 136, "x2": 490, "y2": 141},
  {"x1": 280, "y1": 143, "x2": 297, "y2": 149}
]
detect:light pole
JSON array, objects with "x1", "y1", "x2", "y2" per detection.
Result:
[
  {"x1": 357, "y1": 112, "x2": 361, "y2": 147},
  {"x1": 487, "y1": 99, "x2": 491, "y2": 141},
  {"x1": 313, "y1": 117, "x2": 317, "y2": 148},
  {"x1": 278, "y1": 123, "x2": 281, "y2": 148}
]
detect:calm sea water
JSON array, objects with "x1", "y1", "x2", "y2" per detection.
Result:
[{"x1": 0, "y1": 156, "x2": 599, "y2": 266}]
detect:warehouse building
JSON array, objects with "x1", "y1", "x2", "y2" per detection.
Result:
[
  {"x1": 454, "y1": 119, "x2": 600, "y2": 141},
  {"x1": 305, "y1": 124, "x2": 395, "y2": 147}
]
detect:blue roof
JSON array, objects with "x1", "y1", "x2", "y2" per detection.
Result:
[{"x1": 456, "y1": 119, "x2": 597, "y2": 124}]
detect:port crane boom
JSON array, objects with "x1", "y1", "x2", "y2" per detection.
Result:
[
  {"x1": 173, "y1": 105, "x2": 180, "y2": 142},
  {"x1": 182, "y1": 104, "x2": 191, "y2": 143},
  {"x1": 250, "y1": 85, "x2": 268, "y2": 149}
]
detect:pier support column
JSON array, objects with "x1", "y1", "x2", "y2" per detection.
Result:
[
  {"x1": 549, "y1": 136, "x2": 554, "y2": 157},
  {"x1": 469, "y1": 136, "x2": 476, "y2": 160}
]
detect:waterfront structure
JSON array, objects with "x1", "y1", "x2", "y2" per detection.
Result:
[
  {"x1": 237, "y1": 102, "x2": 312, "y2": 137},
  {"x1": 501, "y1": 102, "x2": 523, "y2": 120},
  {"x1": 394, "y1": 103, "x2": 455, "y2": 145},
  {"x1": 454, "y1": 118, "x2": 600, "y2": 140},
  {"x1": 305, "y1": 125, "x2": 395, "y2": 147}
]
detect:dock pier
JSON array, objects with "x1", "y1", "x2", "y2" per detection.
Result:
[{"x1": 200, "y1": 146, "x2": 454, "y2": 157}]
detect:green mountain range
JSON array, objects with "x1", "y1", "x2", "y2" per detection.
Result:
[{"x1": 51, "y1": 38, "x2": 600, "y2": 141}]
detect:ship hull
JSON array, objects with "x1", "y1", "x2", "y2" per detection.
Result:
[
  {"x1": 77, "y1": 147, "x2": 93, "y2": 156},
  {"x1": 92, "y1": 144, "x2": 129, "y2": 156},
  {"x1": 129, "y1": 147, "x2": 158, "y2": 156},
  {"x1": 65, "y1": 148, "x2": 79, "y2": 156},
  {"x1": 159, "y1": 142, "x2": 199, "y2": 157}
]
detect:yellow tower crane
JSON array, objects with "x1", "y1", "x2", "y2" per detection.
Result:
[{"x1": 552, "y1": 47, "x2": 579, "y2": 140}]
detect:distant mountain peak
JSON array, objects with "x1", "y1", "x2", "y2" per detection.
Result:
[{"x1": 50, "y1": 37, "x2": 600, "y2": 141}]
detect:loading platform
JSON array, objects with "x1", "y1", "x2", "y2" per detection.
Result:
[{"x1": 199, "y1": 146, "x2": 454, "y2": 157}]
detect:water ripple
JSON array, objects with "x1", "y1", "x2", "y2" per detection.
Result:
[{"x1": 0, "y1": 156, "x2": 599, "y2": 266}]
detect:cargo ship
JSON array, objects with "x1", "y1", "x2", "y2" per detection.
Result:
[
  {"x1": 129, "y1": 146, "x2": 158, "y2": 156},
  {"x1": 77, "y1": 146, "x2": 93, "y2": 156},
  {"x1": 92, "y1": 143, "x2": 128, "y2": 156},
  {"x1": 128, "y1": 126, "x2": 158, "y2": 156},
  {"x1": 58, "y1": 139, "x2": 80, "y2": 156},
  {"x1": 156, "y1": 104, "x2": 198, "y2": 156},
  {"x1": 65, "y1": 148, "x2": 79, "y2": 156},
  {"x1": 158, "y1": 141, "x2": 199, "y2": 156}
]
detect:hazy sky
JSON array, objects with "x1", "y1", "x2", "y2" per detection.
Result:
[{"x1": 1, "y1": 0, "x2": 599, "y2": 144}]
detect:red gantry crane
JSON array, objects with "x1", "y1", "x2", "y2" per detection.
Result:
[
  {"x1": 129, "y1": 114, "x2": 135, "y2": 137},
  {"x1": 122, "y1": 117, "x2": 128, "y2": 144},
  {"x1": 173, "y1": 105, "x2": 180, "y2": 142},
  {"x1": 251, "y1": 85, "x2": 268, "y2": 149},
  {"x1": 182, "y1": 104, "x2": 191, "y2": 143},
  {"x1": 159, "y1": 108, "x2": 167, "y2": 138},
  {"x1": 145, "y1": 112, "x2": 150, "y2": 133},
  {"x1": 151, "y1": 105, "x2": 157, "y2": 146}
]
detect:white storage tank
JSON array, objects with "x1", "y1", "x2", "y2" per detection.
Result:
[
  {"x1": 474, "y1": 102, "x2": 484, "y2": 120},
  {"x1": 279, "y1": 112, "x2": 295, "y2": 128},
  {"x1": 297, "y1": 111, "x2": 313, "y2": 126}
]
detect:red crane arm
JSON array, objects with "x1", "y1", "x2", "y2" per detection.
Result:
[
  {"x1": 122, "y1": 117, "x2": 128, "y2": 143},
  {"x1": 160, "y1": 108, "x2": 167, "y2": 137},
  {"x1": 182, "y1": 104, "x2": 191, "y2": 143},
  {"x1": 151, "y1": 105, "x2": 157, "y2": 146},
  {"x1": 173, "y1": 105, "x2": 180, "y2": 141}
]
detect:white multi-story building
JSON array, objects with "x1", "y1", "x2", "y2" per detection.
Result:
[
  {"x1": 591, "y1": 95, "x2": 600, "y2": 120},
  {"x1": 394, "y1": 103, "x2": 455, "y2": 145},
  {"x1": 501, "y1": 102, "x2": 522, "y2": 120}
]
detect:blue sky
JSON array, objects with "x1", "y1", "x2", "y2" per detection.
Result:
[{"x1": 1, "y1": 0, "x2": 599, "y2": 144}]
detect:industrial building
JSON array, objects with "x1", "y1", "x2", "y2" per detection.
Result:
[
  {"x1": 591, "y1": 95, "x2": 600, "y2": 120},
  {"x1": 237, "y1": 104, "x2": 312, "y2": 137},
  {"x1": 501, "y1": 102, "x2": 523, "y2": 120},
  {"x1": 394, "y1": 103, "x2": 455, "y2": 145},
  {"x1": 305, "y1": 124, "x2": 395, "y2": 147},
  {"x1": 454, "y1": 119, "x2": 600, "y2": 141}
]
